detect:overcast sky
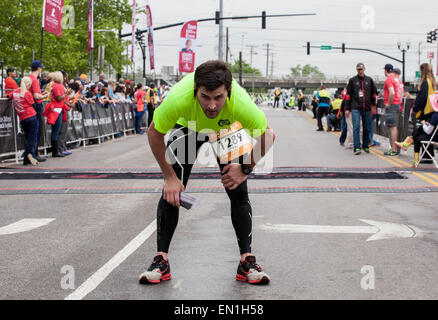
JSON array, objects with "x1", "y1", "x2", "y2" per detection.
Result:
[{"x1": 122, "y1": 0, "x2": 438, "y2": 81}]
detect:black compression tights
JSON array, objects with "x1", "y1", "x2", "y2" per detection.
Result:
[{"x1": 156, "y1": 125, "x2": 253, "y2": 255}]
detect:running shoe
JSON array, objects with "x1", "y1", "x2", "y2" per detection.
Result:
[
  {"x1": 139, "y1": 255, "x2": 172, "y2": 284},
  {"x1": 354, "y1": 148, "x2": 362, "y2": 155},
  {"x1": 384, "y1": 150, "x2": 398, "y2": 156},
  {"x1": 363, "y1": 147, "x2": 370, "y2": 153},
  {"x1": 236, "y1": 256, "x2": 270, "y2": 285}
]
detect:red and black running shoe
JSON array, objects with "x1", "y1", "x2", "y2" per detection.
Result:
[
  {"x1": 236, "y1": 255, "x2": 270, "y2": 285},
  {"x1": 139, "y1": 255, "x2": 172, "y2": 284}
]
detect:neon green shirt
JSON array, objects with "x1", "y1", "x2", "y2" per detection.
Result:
[{"x1": 153, "y1": 73, "x2": 267, "y2": 137}]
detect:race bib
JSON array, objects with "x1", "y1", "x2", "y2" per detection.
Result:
[
  {"x1": 208, "y1": 121, "x2": 253, "y2": 163},
  {"x1": 377, "y1": 107, "x2": 385, "y2": 115},
  {"x1": 53, "y1": 108, "x2": 63, "y2": 114},
  {"x1": 358, "y1": 90, "x2": 364, "y2": 98}
]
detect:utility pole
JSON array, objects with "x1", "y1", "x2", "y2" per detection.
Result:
[
  {"x1": 226, "y1": 27, "x2": 229, "y2": 64},
  {"x1": 239, "y1": 51, "x2": 243, "y2": 85},
  {"x1": 266, "y1": 44, "x2": 269, "y2": 80},
  {"x1": 218, "y1": 0, "x2": 224, "y2": 60},
  {"x1": 270, "y1": 52, "x2": 275, "y2": 78},
  {"x1": 247, "y1": 45, "x2": 258, "y2": 66}
]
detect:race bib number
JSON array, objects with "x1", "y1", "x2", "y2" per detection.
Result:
[
  {"x1": 53, "y1": 107, "x2": 63, "y2": 114},
  {"x1": 358, "y1": 90, "x2": 364, "y2": 98},
  {"x1": 208, "y1": 121, "x2": 253, "y2": 163}
]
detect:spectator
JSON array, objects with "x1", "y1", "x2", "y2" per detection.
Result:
[
  {"x1": 273, "y1": 87, "x2": 281, "y2": 108},
  {"x1": 297, "y1": 89, "x2": 305, "y2": 111},
  {"x1": 40, "y1": 71, "x2": 50, "y2": 91},
  {"x1": 383, "y1": 63, "x2": 402, "y2": 156},
  {"x1": 97, "y1": 73, "x2": 108, "y2": 87},
  {"x1": 134, "y1": 83, "x2": 146, "y2": 134},
  {"x1": 412, "y1": 108, "x2": 438, "y2": 167},
  {"x1": 4, "y1": 67, "x2": 19, "y2": 96},
  {"x1": 316, "y1": 85, "x2": 331, "y2": 131},
  {"x1": 9, "y1": 77, "x2": 39, "y2": 165},
  {"x1": 311, "y1": 93, "x2": 318, "y2": 119},
  {"x1": 57, "y1": 71, "x2": 73, "y2": 156},
  {"x1": 85, "y1": 84, "x2": 98, "y2": 101},
  {"x1": 327, "y1": 94, "x2": 342, "y2": 131},
  {"x1": 395, "y1": 63, "x2": 437, "y2": 160},
  {"x1": 146, "y1": 83, "x2": 157, "y2": 127},
  {"x1": 28, "y1": 60, "x2": 49, "y2": 162},
  {"x1": 344, "y1": 63, "x2": 377, "y2": 154},
  {"x1": 43, "y1": 71, "x2": 72, "y2": 157}
]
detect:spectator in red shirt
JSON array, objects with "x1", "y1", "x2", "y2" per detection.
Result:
[
  {"x1": 10, "y1": 77, "x2": 39, "y2": 165},
  {"x1": 43, "y1": 71, "x2": 72, "y2": 158},
  {"x1": 383, "y1": 64, "x2": 402, "y2": 156},
  {"x1": 29, "y1": 60, "x2": 49, "y2": 161},
  {"x1": 4, "y1": 68, "x2": 19, "y2": 96}
]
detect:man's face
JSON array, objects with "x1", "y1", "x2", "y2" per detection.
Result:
[
  {"x1": 10, "y1": 71, "x2": 16, "y2": 78},
  {"x1": 357, "y1": 67, "x2": 365, "y2": 77},
  {"x1": 196, "y1": 85, "x2": 228, "y2": 119}
]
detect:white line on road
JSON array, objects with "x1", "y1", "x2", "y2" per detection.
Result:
[
  {"x1": 0, "y1": 219, "x2": 55, "y2": 236},
  {"x1": 65, "y1": 219, "x2": 157, "y2": 300}
]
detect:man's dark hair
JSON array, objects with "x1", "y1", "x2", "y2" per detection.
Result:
[
  {"x1": 136, "y1": 83, "x2": 142, "y2": 90},
  {"x1": 194, "y1": 60, "x2": 232, "y2": 97},
  {"x1": 7, "y1": 67, "x2": 15, "y2": 75}
]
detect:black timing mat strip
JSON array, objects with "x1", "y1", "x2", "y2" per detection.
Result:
[
  {"x1": 0, "y1": 171, "x2": 405, "y2": 180},
  {"x1": 0, "y1": 185, "x2": 437, "y2": 195}
]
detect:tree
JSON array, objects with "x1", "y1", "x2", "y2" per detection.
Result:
[
  {"x1": 0, "y1": 0, "x2": 132, "y2": 77},
  {"x1": 289, "y1": 64, "x2": 325, "y2": 79},
  {"x1": 228, "y1": 60, "x2": 262, "y2": 75}
]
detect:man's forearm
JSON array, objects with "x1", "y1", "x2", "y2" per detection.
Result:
[
  {"x1": 387, "y1": 93, "x2": 394, "y2": 106},
  {"x1": 148, "y1": 123, "x2": 177, "y2": 179}
]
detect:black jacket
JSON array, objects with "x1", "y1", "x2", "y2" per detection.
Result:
[{"x1": 345, "y1": 75, "x2": 377, "y2": 111}]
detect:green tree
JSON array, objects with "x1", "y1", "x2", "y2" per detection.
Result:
[
  {"x1": 0, "y1": 0, "x2": 132, "y2": 77},
  {"x1": 289, "y1": 64, "x2": 325, "y2": 79},
  {"x1": 228, "y1": 60, "x2": 262, "y2": 75}
]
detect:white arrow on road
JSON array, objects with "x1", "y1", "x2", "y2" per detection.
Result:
[
  {"x1": 258, "y1": 219, "x2": 423, "y2": 241},
  {"x1": 0, "y1": 219, "x2": 55, "y2": 236}
]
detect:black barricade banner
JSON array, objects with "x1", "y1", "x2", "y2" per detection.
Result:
[
  {"x1": 95, "y1": 105, "x2": 113, "y2": 136},
  {"x1": 71, "y1": 103, "x2": 84, "y2": 140},
  {"x1": 82, "y1": 103, "x2": 98, "y2": 138},
  {"x1": 123, "y1": 103, "x2": 135, "y2": 130},
  {"x1": 111, "y1": 104, "x2": 123, "y2": 133},
  {"x1": 0, "y1": 100, "x2": 15, "y2": 154}
]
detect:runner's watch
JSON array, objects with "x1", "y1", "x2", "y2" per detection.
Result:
[{"x1": 241, "y1": 164, "x2": 253, "y2": 175}]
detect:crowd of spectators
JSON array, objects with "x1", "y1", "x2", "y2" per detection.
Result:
[{"x1": 3, "y1": 60, "x2": 171, "y2": 166}]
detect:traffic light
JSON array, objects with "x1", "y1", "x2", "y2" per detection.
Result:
[
  {"x1": 215, "y1": 11, "x2": 220, "y2": 24},
  {"x1": 262, "y1": 11, "x2": 266, "y2": 29},
  {"x1": 307, "y1": 42, "x2": 310, "y2": 55},
  {"x1": 427, "y1": 30, "x2": 437, "y2": 43},
  {"x1": 342, "y1": 43, "x2": 345, "y2": 53}
]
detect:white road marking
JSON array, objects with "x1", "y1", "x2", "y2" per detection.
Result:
[
  {"x1": 173, "y1": 279, "x2": 183, "y2": 289},
  {"x1": 65, "y1": 219, "x2": 156, "y2": 300},
  {"x1": 0, "y1": 219, "x2": 55, "y2": 236},
  {"x1": 258, "y1": 219, "x2": 423, "y2": 241}
]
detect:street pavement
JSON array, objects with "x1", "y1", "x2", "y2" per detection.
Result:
[{"x1": 1, "y1": 104, "x2": 438, "y2": 300}]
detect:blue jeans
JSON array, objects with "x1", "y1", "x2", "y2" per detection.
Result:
[
  {"x1": 135, "y1": 111, "x2": 145, "y2": 133},
  {"x1": 351, "y1": 109, "x2": 371, "y2": 150},
  {"x1": 368, "y1": 114, "x2": 377, "y2": 143},
  {"x1": 339, "y1": 116, "x2": 347, "y2": 144},
  {"x1": 51, "y1": 113, "x2": 62, "y2": 142}
]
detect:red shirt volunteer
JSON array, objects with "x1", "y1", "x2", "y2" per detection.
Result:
[
  {"x1": 43, "y1": 82, "x2": 69, "y2": 125},
  {"x1": 29, "y1": 74, "x2": 43, "y2": 104},
  {"x1": 4, "y1": 77, "x2": 19, "y2": 94},
  {"x1": 135, "y1": 89, "x2": 145, "y2": 112},
  {"x1": 10, "y1": 89, "x2": 37, "y2": 121},
  {"x1": 383, "y1": 74, "x2": 401, "y2": 105}
]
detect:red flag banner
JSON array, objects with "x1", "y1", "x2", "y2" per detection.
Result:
[
  {"x1": 88, "y1": 0, "x2": 94, "y2": 53},
  {"x1": 179, "y1": 21, "x2": 198, "y2": 73},
  {"x1": 42, "y1": 0, "x2": 64, "y2": 37},
  {"x1": 146, "y1": 5, "x2": 155, "y2": 70},
  {"x1": 131, "y1": 0, "x2": 136, "y2": 63}
]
